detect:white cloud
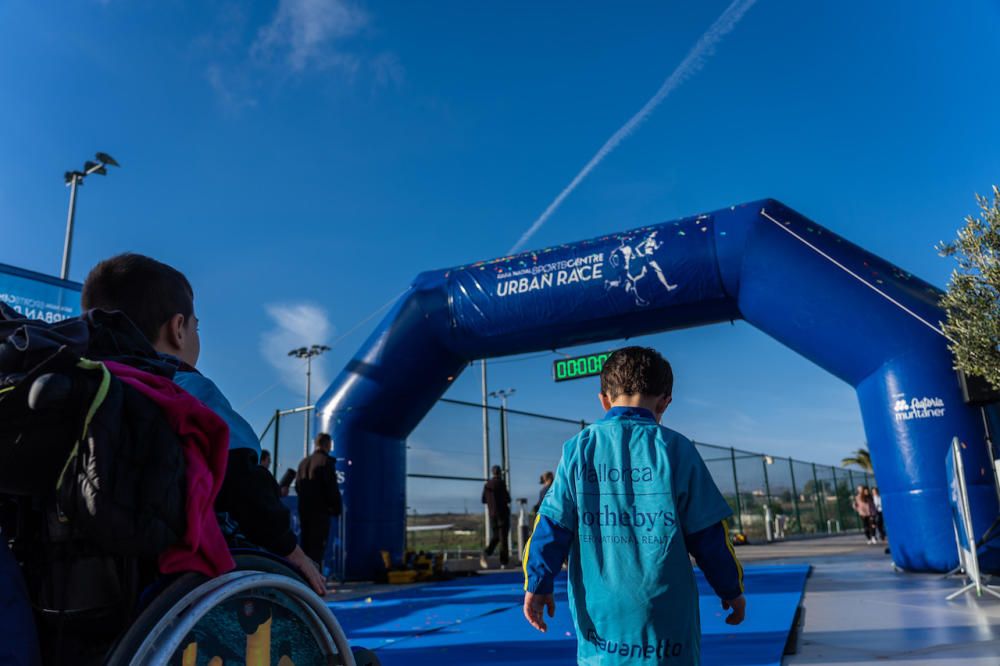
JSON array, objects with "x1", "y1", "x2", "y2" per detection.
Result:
[
  {"x1": 252, "y1": 0, "x2": 368, "y2": 72},
  {"x1": 260, "y1": 303, "x2": 335, "y2": 397},
  {"x1": 205, "y1": 63, "x2": 258, "y2": 110}
]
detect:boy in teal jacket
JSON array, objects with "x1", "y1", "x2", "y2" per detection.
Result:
[{"x1": 523, "y1": 346, "x2": 745, "y2": 665}]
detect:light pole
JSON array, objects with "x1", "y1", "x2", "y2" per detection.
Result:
[
  {"x1": 62, "y1": 152, "x2": 119, "y2": 280},
  {"x1": 489, "y1": 388, "x2": 516, "y2": 494},
  {"x1": 289, "y1": 344, "x2": 331, "y2": 457}
]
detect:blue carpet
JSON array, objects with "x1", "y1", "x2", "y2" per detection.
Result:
[{"x1": 330, "y1": 564, "x2": 810, "y2": 665}]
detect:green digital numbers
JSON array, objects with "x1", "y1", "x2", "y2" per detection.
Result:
[{"x1": 553, "y1": 352, "x2": 613, "y2": 382}]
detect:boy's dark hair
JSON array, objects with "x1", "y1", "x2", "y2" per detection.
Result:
[
  {"x1": 81, "y1": 253, "x2": 194, "y2": 344},
  {"x1": 315, "y1": 433, "x2": 332, "y2": 449},
  {"x1": 600, "y1": 346, "x2": 673, "y2": 399}
]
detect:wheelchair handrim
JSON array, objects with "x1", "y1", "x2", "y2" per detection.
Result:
[{"x1": 128, "y1": 570, "x2": 356, "y2": 666}]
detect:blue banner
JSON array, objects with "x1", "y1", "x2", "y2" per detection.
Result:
[
  {"x1": 448, "y1": 215, "x2": 725, "y2": 337},
  {"x1": 0, "y1": 262, "x2": 82, "y2": 323}
]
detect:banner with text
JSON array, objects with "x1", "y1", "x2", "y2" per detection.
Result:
[
  {"x1": 449, "y1": 215, "x2": 725, "y2": 337},
  {"x1": 0, "y1": 262, "x2": 82, "y2": 323}
]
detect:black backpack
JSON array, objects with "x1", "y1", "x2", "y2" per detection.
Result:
[{"x1": 0, "y1": 304, "x2": 186, "y2": 556}]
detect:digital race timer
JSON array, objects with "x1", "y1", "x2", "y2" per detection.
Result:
[{"x1": 553, "y1": 351, "x2": 614, "y2": 382}]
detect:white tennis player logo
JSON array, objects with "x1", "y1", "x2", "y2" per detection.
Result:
[{"x1": 604, "y1": 231, "x2": 678, "y2": 306}]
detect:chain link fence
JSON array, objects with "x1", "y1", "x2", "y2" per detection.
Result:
[{"x1": 262, "y1": 399, "x2": 875, "y2": 557}]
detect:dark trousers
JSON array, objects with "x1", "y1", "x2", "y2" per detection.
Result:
[
  {"x1": 862, "y1": 515, "x2": 877, "y2": 540},
  {"x1": 875, "y1": 512, "x2": 886, "y2": 540},
  {"x1": 299, "y1": 511, "x2": 331, "y2": 566},
  {"x1": 484, "y1": 515, "x2": 510, "y2": 565}
]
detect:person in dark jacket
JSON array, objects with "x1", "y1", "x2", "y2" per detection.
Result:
[
  {"x1": 481, "y1": 465, "x2": 511, "y2": 568},
  {"x1": 80, "y1": 253, "x2": 327, "y2": 596},
  {"x1": 295, "y1": 433, "x2": 342, "y2": 565},
  {"x1": 533, "y1": 470, "x2": 554, "y2": 514}
]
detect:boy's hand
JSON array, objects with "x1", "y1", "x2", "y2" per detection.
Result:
[
  {"x1": 523, "y1": 592, "x2": 555, "y2": 632},
  {"x1": 286, "y1": 545, "x2": 328, "y2": 596},
  {"x1": 722, "y1": 595, "x2": 746, "y2": 625}
]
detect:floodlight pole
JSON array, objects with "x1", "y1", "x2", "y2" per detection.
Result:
[
  {"x1": 289, "y1": 344, "x2": 331, "y2": 458},
  {"x1": 481, "y1": 360, "x2": 491, "y2": 548},
  {"x1": 61, "y1": 174, "x2": 81, "y2": 280},
  {"x1": 489, "y1": 388, "x2": 516, "y2": 495},
  {"x1": 60, "y1": 153, "x2": 119, "y2": 280}
]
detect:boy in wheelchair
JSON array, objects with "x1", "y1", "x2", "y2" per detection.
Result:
[
  {"x1": 0, "y1": 254, "x2": 367, "y2": 664},
  {"x1": 79, "y1": 253, "x2": 326, "y2": 597}
]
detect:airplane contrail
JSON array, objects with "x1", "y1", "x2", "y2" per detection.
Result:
[{"x1": 509, "y1": 0, "x2": 758, "y2": 254}]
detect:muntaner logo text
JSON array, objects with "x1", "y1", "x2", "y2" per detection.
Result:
[{"x1": 893, "y1": 395, "x2": 945, "y2": 422}]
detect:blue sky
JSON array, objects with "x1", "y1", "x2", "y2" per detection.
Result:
[{"x1": 2, "y1": 1, "x2": 999, "y2": 507}]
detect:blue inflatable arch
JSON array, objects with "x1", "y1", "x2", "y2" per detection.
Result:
[{"x1": 317, "y1": 199, "x2": 997, "y2": 580}]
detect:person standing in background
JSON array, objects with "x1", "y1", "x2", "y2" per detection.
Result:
[
  {"x1": 533, "y1": 471, "x2": 554, "y2": 515},
  {"x1": 854, "y1": 486, "x2": 878, "y2": 544},
  {"x1": 872, "y1": 486, "x2": 886, "y2": 542},
  {"x1": 481, "y1": 465, "x2": 511, "y2": 569},
  {"x1": 259, "y1": 450, "x2": 272, "y2": 472},
  {"x1": 296, "y1": 433, "x2": 343, "y2": 566}
]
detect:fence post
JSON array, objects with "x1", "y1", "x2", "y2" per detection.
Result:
[
  {"x1": 762, "y1": 456, "x2": 774, "y2": 541},
  {"x1": 812, "y1": 463, "x2": 826, "y2": 530},
  {"x1": 831, "y1": 467, "x2": 843, "y2": 532},
  {"x1": 762, "y1": 456, "x2": 773, "y2": 510},
  {"x1": 272, "y1": 408, "x2": 281, "y2": 477},
  {"x1": 482, "y1": 361, "x2": 491, "y2": 549},
  {"x1": 499, "y1": 404, "x2": 509, "y2": 494},
  {"x1": 788, "y1": 458, "x2": 802, "y2": 534},
  {"x1": 850, "y1": 469, "x2": 860, "y2": 530},
  {"x1": 730, "y1": 447, "x2": 743, "y2": 532}
]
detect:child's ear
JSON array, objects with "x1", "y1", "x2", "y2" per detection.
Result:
[
  {"x1": 159, "y1": 313, "x2": 186, "y2": 351},
  {"x1": 656, "y1": 395, "x2": 672, "y2": 414},
  {"x1": 599, "y1": 392, "x2": 613, "y2": 411}
]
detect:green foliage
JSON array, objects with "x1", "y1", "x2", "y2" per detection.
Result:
[
  {"x1": 938, "y1": 186, "x2": 1000, "y2": 390},
  {"x1": 841, "y1": 447, "x2": 873, "y2": 473}
]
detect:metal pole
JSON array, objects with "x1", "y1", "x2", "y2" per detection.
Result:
[
  {"x1": 61, "y1": 175, "x2": 79, "y2": 280},
  {"x1": 762, "y1": 456, "x2": 773, "y2": 538},
  {"x1": 273, "y1": 409, "x2": 281, "y2": 477},
  {"x1": 812, "y1": 463, "x2": 826, "y2": 529},
  {"x1": 730, "y1": 447, "x2": 743, "y2": 532},
  {"x1": 481, "y1": 360, "x2": 491, "y2": 548},
  {"x1": 848, "y1": 469, "x2": 860, "y2": 529},
  {"x1": 979, "y1": 406, "x2": 1000, "y2": 505},
  {"x1": 305, "y1": 354, "x2": 312, "y2": 458},
  {"x1": 500, "y1": 397, "x2": 512, "y2": 559},
  {"x1": 789, "y1": 458, "x2": 802, "y2": 534},
  {"x1": 762, "y1": 457, "x2": 773, "y2": 510},
  {"x1": 501, "y1": 399, "x2": 511, "y2": 494},
  {"x1": 831, "y1": 467, "x2": 843, "y2": 532}
]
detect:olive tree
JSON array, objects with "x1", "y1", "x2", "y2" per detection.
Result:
[{"x1": 938, "y1": 186, "x2": 1000, "y2": 390}]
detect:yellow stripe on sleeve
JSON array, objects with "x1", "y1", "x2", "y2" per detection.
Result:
[
  {"x1": 722, "y1": 519, "x2": 744, "y2": 593},
  {"x1": 522, "y1": 513, "x2": 542, "y2": 591}
]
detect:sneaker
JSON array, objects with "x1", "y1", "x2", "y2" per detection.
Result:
[{"x1": 479, "y1": 554, "x2": 489, "y2": 569}]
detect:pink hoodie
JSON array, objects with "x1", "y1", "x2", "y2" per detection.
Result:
[{"x1": 105, "y1": 361, "x2": 235, "y2": 577}]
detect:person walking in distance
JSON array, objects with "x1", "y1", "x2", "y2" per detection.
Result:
[
  {"x1": 296, "y1": 433, "x2": 343, "y2": 566},
  {"x1": 481, "y1": 465, "x2": 511, "y2": 569}
]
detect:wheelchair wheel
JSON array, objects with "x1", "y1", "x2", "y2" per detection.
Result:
[{"x1": 105, "y1": 570, "x2": 355, "y2": 666}]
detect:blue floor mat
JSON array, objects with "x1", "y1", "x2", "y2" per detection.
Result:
[{"x1": 330, "y1": 564, "x2": 810, "y2": 665}]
